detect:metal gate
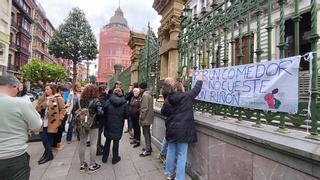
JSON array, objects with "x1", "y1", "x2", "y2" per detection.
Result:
[
  {"x1": 138, "y1": 24, "x2": 161, "y2": 97},
  {"x1": 178, "y1": 0, "x2": 319, "y2": 138}
]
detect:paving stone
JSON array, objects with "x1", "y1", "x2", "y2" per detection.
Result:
[{"x1": 28, "y1": 127, "x2": 191, "y2": 180}]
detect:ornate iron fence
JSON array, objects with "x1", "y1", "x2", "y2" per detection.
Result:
[
  {"x1": 178, "y1": 0, "x2": 319, "y2": 138},
  {"x1": 119, "y1": 66, "x2": 132, "y2": 93},
  {"x1": 138, "y1": 24, "x2": 161, "y2": 98}
]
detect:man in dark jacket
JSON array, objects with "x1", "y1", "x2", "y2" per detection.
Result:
[
  {"x1": 161, "y1": 73, "x2": 203, "y2": 180},
  {"x1": 139, "y1": 82, "x2": 154, "y2": 157},
  {"x1": 102, "y1": 88, "x2": 128, "y2": 164}
]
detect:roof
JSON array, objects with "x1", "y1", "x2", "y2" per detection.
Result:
[{"x1": 108, "y1": 7, "x2": 128, "y2": 28}]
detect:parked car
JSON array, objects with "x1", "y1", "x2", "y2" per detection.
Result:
[{"x1": 30, "y1": 89, "x2": 43, "y2": 99}]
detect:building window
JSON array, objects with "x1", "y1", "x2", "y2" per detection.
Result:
[
  {"x1": 11, "y1": 13, "x2": 15, "y2": 24},
  {"x1": 235, "y1": 33, "x2": 254, "y2": 65},
  {"x1": 22, "y1": 18, "x2": 30, "y2": 32},
  {"x1": 285, "y1": 12, "x2": 311, "y2": 70},
  {"x1": 0, "y1": 44, "x2": 4, "y2": 61},
  {"x1": 193, "y1": 5, "x2": 197, "y2": 16},
  {"x1": 8, "y1": 54, "x2": 12, "y2": 67},
  {"x1": 201, "y1": 0, "x2": 205, "y2": 8},
  {"x1": 16, "y1": 35, "x2": 20, "y2": 46},
  {"x1": 10, "y1": 33, "x2": 13, "y2": 44}
]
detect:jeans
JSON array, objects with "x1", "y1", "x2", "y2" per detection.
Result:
[
  {"x1": 132, "y1": 117, "x2": 141, "y2": 142},
  {"x1": 102, "y1": 137, "x2": 120, "y2": 160},
  {"x1": 40, "y1": 127, "x2": 54, "y2": 152},
  {"x1": 97, "y1": 125, "x2": 103, "y2": 147},
  {"x1": 79, "y1": 128, "x2": 98, "y2": 165},
  {"x1": 160, "y1": 137, "x2": 168, "y2": 155},
  {"x1": 142, "y1": 125, "x2": 151, "y2": 152},
  {"x1": 127, "y1": 117, "x2": 133, "y2": 131},
  {"x1": 66, "y1": 116, "x2": 80, "y2": 142},
  {"x1": 165, "y1": 143, "x2": 188, "y2": 180},
  {"x1": 0, "y1": 153, "x2": 30, "y2": 180}
]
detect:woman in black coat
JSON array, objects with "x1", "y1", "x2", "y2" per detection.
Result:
[
  {"x1": 161, "y1": 74, "x2": 203, "y2": 180},
  {"x1": 102, "y1": 88, "x2": 128, "y2": 164}
]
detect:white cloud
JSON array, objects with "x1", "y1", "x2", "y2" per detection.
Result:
[{"x1": 37, "y1": 0, "x2": 162, "y2": 75}]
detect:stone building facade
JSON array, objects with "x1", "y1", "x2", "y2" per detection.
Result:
[
  {"x1": 0, "y1": 0, "x2": 12, "y2": 75},
  {"x1": 8, "y1": 0, "x2": 34, "y2": 77},
  {"x1": 32, "y1": 0, "x2": 55, "y2": 63}
]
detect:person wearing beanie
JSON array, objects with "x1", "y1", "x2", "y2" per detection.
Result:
[{"x1": 138, "y1": 82, "x2": 154, "y2": 157}]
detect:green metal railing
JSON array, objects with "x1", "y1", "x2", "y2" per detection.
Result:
[
  {"x1": 178, "y1": 0, "x2": 319, "y2": 138},
  {"x1": 138, "y1": 24, "x2": 161, "y2": 97},
  {"x1": 108, "y1": 75, "x2": 114, "y2": 90},
  {"x1": 119, "y1": 66, "x2": 131, "y2": 93}
]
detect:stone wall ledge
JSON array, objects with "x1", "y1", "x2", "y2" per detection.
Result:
[{"x1": 154, "y1": 107, "x2": 320, "y2": 178}]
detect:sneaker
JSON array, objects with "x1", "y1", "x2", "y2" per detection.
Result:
[
  {"x1": 166, "y1": 174, "x2": 175, "y2": 180},
  {"x1": 88, "y1": 163, "x2": 101, "y2": 173},
  {"x1": 80, "y1": 162, "x2": 88, "y2": 173},
  {"x1": 67, "y1": 141, "x2": 71, "y2": 144},
  {"x1": 139, "y1": 151, "x2": 151, "y2": 157},
  {"x1": 130, "y1": 140, "x2": 137, "y2": 144}
]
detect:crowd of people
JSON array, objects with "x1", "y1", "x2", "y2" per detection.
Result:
[{"x1": 0, "y1": 72, "x2": 203, "y2": 180}]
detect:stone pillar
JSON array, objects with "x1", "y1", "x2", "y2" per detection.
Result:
[
  {"x1": 153, "y1": 0, "x2": 186, "y2": 80},
  {"x1": 128, "y1": 31, "x2": 146, "y2": 83},
  {"x1": 114, "y1": 64, "x2": 122, "y2": 81}
]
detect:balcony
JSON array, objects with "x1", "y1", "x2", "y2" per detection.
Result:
[
  {"x1": 12, "y1": 0, "x2": 33, "y2": 23},
  {"x1": 34, "y1": 31, "x2": 46, "y2": 42},
  {"x1": 35, "y1": 20, "x2": 46, "y2": 31},
  {"x1": 7, "y1": 64, "x2": 19, "y2": 72},
  {"x1": 33, "y1": 45, "x2": 46, "y2": 55},
  {"x1": 10, "y1": 21, "x2": 18, "y2": 31},
  {"x1": 9, "y1": 43, "x2": 18, "y2": 51},
  {"x1": 16, "y1": 45, "x2": 31, "y2": 56},
  {"x1": 18, "y1": 26, "x2": 32, "y2": 39}
]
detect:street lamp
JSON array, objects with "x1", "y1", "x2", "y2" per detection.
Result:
[{"x1": 83, "y1": 60, "x2": 92, "y2": 83}]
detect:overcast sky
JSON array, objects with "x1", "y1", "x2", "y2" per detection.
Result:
[{"x1": 37, "y1": 0, "x2": 161, "y2": 74}]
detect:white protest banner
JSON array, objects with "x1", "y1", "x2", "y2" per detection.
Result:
[{"x1": 192, "y1": 56, "x2": 301, "y2": 114}]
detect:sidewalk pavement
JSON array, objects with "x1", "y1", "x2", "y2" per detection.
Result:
[{"x1": 27, "y1": 132, "x2": 192, "y2": 180}]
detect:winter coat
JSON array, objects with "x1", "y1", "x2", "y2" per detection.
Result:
[
  {"x1": 124, "y1": 91, "x2": 133, "y2": 102},
  {"x1": 103, "y1": 95, "x2": 128, "y2": 140},
  {"x1": 139, "y1": 90, "x2": 154, "y2": 126},
  {"x1": 79, "y1": 99, "x2": 104, "y2": 129},
  {"x1": 129, "y1": 96, "x2": 141, "y2": 121},
  {"x1": 161, "y1": 80, "x2": 203, "y2": 143},
  {"x1": 36, "y1": 94, "x2": 66, "y2": 133},
  {"x1": 96, "y1": 93, "x2": 109, "y2": 127}
]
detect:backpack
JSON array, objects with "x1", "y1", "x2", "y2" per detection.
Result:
[{"x1": 74, "y1": 99, "x2": 97, "y2": 135}]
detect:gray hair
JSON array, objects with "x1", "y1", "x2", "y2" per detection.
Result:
[{"x1": 0, "y1": 75, "x2": 20, "y2": 87}]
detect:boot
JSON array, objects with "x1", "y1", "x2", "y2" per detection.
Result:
[
  {"x1": 38, "y1": 151, "x2": 47, "y2": 163},
  {"x1": 96, "y1": 146, "x2": 104, "y2": 156},
  {"x1": 38, "y1": 151, "x2": 53, "y2": 164}
]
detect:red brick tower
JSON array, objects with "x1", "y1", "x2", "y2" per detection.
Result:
[{"x1": 97, "y1": 7, "x2": 131, "y2": 83}]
